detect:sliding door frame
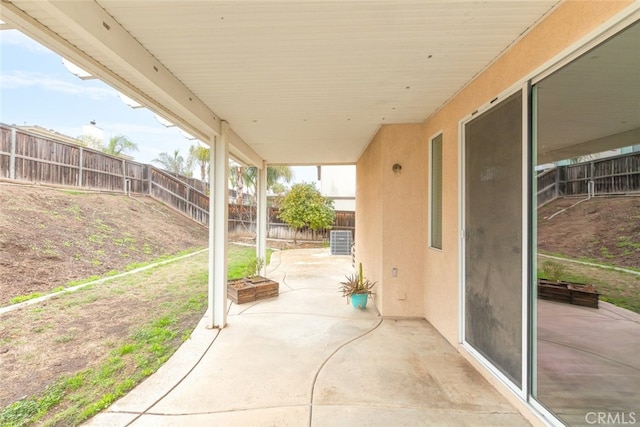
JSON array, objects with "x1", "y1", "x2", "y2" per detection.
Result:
[
  {"x1": 458, "y1": 83, "x2": 531, "y2": 400},
  {"x1": 457, "y1": 4, "x2": 639, "y2": 425},
  {"x1": 528, "y1": 7, "x2": 640, "y2": 422}
]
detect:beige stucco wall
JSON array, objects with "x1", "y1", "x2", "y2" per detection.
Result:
[
  {"x1": 357, "y1": 0, "x2": 634, "y2": 343},
  {"x1": 355, "y1": 132, "x2": 383, "y2": 303},
  {"x1": 356, "y1": 124, "x2": 426, "y2": 316}
]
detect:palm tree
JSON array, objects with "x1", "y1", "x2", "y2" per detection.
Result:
[
  {"x1": 103, "y1": 134, "x2": 138, "y2": 156},
  {"x1": 266, "y1": 166, "x2": 293, "y2": 192},
  {"x1": 153, "y1": 150, "x2": 190, "y2": 176},
  {"x1": 229, "y1": 165, "x2": 246, "y2": 205},
  {"x1": 188, "y1": 144, "x2": 210, "y2": 181},
  {"x1": 228, "y1": 165, "x2": 293, "y2": 204}
]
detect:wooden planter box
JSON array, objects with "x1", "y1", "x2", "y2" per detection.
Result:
[
  {"x1": 538, "y1": 279, "x2": 600, "y2": 308},
  {"x1": 227, "y1": 276, "x2": 279, "y2": 304}
]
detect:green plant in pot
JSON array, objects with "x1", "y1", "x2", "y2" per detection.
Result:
[{"x1": 340, "y1": 263, "x2": 376, "y2": 309}]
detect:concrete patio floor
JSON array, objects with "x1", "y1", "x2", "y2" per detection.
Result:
[
  {"x1": 536, "y1": 299, "x2": 640, "y2": 426},
  {"x1": 86, "y1": 248, "x2": 530, "y2": 426}
]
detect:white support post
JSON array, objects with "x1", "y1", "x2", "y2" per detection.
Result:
[
  {"x1": 207, "y1": 125, "x2": 229, "y2": 329},
  {"x1": 207, "y1": 139, "x2": 215, "y2": 328},
  {"x1": 256, "y1": 161, "x2": 268, "y2": 275},
  {"x1": 214, "y1": 128, "x2": 230, "y2": 328}
]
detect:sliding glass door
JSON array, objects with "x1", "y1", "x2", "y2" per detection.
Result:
[
  {"x1": 461, "y1": 17, "x2": 639, "y2": 426},
  {"x1": 462, "y1": 90, "x2": 527, "y2": 391},
  {"x1": 532, "y1": 21, "x2": 640, "y2": 426}
]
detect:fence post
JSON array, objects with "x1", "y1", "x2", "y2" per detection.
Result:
[
  {"x1": 187, "y1": 186, "x2": 191, "y2": 218},
  {"x1": 122, "y1": 159, "x2": 127, "y2": 194},
  {"x1": 147, "y1": 165, "x2": 152, "y2": 195},
  {"x1": 9, "y1": 127, "x2": 16, "y2": 180},
  {"x1": 78, "y1": 147, "x2": 83, "y2": 187}
]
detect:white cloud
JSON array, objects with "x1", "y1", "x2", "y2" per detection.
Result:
[
  {"x1": 100, "y1": 121, "x2": 177, "y2": 137},
  {"x1": 55, "y1": 126, "x2": 85, "y2": 139},
  {"x1": 95, "y1": 121, "x2": 193, "y2": 164},
  {"x1": 0, "y1": 30, "x2": 52, "y2": 54},
  {"x1": 1, "y1": 71, "x2": 116, "y2": 101}
]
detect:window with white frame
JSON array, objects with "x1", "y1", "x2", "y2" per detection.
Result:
[{"x1": 430, "y1": 133, "x2": 443, "y2": 250}]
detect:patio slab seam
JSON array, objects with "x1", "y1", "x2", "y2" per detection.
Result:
[
  {"x1": 539, "y1": 337, "x2": 640, "y2": 371},
  {"x1": 139, "y1": 403, "x2": 311, "y2": 417}
]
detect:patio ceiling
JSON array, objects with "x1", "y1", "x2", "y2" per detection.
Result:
[
  {"x1": 536, "y1": 20, "x2": 640, "y2": 163},
  {"x1": 1, "y1": 0, "x2": 558, "y2": 166}
]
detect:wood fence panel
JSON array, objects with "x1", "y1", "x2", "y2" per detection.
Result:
[
  {"x1": 12, "y1": 132, "x2": 80, "y2": 186},
  {"x1": 124, "y1": 161, "x2": 148, "y2": 194},
  {"x1": 561, "y1": 152, "x2": 640, "y2": 196},
  {"x1": 537, "y1": 168, "x2": 559, "y2": 207},
  {"x1": 181, "y1": 175, "x2": 209, "y2": 194},
  {"x1": 187, "y1": 185, "x2": 210, "y2": 224},
  {"x1": 150, "y1": 167, "x2": 209, "y2": 226},
  {"x1": 562, "y1": 163, "x2": 589, "y2": 196},
  {"x1": 81, "y1": 149, "x2": 124, "y2": 191}
]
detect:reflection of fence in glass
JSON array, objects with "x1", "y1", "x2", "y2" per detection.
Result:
[
  {"x1": 0, "y1": 124, "x2": 354, "y2": 241},
  {"x1": 537, "y1": 151, "x2": 640, "y2": 207}
]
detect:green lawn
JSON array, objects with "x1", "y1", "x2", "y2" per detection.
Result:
[
  {"x1": 538, "y1": 256, "x2": 640, "y2": 314},
  {"x1": 0, "y1": 245, "x2": 271, "y2": 427}
]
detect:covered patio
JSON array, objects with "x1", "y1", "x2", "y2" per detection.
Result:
[
  {"x1": 2, "y1": 2, "x2": 638, "y2": 425},
  {"x1": 86, "y1": 248, "x2": 528, "y2": 426}
]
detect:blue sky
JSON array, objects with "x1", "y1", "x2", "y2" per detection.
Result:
[{"x1": 0, "y1": 29, "x2": 317, "y2": 183}]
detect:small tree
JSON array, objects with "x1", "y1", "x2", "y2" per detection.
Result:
[
  {"x1": 228, "y1": 165, "x2": 293, "y2": 205},
  {"x1": 104, "y1": 134, "x2": 138, "y2": 156},
  {"x1": 77, "y1": 135, "x2": 103, "y2": 150},
  {"x1": 188, "y1": 144, "x2": 210, "y2": 181},
  {"x1": 153, "y1": 150, "x2": 191, "y2": 177},
  {"x1": 278, "y1": 183, "x2": 334, "y2": 243}
]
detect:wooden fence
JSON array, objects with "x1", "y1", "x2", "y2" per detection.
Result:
[
  {"x1": 536, "y1": 168, "x2": 559, "y2": 207},
  {"x1": 150, "y1": 167, "x2": 211, "y2": 225},
  {"x1": 0, "y1": 125, "x2": 154, "y2": 193},
  {"x1": 0, "y1": 124, "x2": 354, "y2": 241},
  {"x1": 537, "y1": 151, "x2": 640, "y2": 207}
]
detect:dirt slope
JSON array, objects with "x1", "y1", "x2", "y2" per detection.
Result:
[
  {"x1": 0, "y1": 183, "x2": 208, "y2": 306},
  {"x1": 538, "y1": 195, "x2": 640, "y2": 269}
]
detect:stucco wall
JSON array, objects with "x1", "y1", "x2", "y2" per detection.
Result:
[
  {"x1": 356, "y1": 124, "x2": 426, "y2": 316},
  {"x1": 357, "y1": 0, "x2": 633, "y2": 344},
  {"x1": 355, "y1": 132, "x2": 383, "y2": 305},
  {"x1": 380, "y1": 124, "x2": 426, "y2": 317}
]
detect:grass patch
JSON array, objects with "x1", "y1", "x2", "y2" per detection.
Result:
[
  {"x1": 0, "y1": 244, "x2": 261, "y2": 426},
  {"x1": 538, "y1": 250, "x2": 640, "y2": 273},
  {"x1": 537, "y1": 255, "x2": 640, "y2": 314},
  {"x1": 9, "y1": 293, "x2": 44, "y2": 305},
  {"x1": 66, "y1": 276, "x2": 100, "y2": 288},
  {"x1": 57, "y1": 249, "x2": 206, "y2": 291},
  {"x1": 227, "y1": 246, "x2": 273, "y2": 279}
]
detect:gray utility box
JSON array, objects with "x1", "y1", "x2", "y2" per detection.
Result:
[{"x1": 330, "y1": 230, "x2": 352, "y2": 255}]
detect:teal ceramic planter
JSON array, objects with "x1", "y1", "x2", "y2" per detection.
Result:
[{"x1": 351, "y1": 293, "x2": 368, "y2": 310}]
